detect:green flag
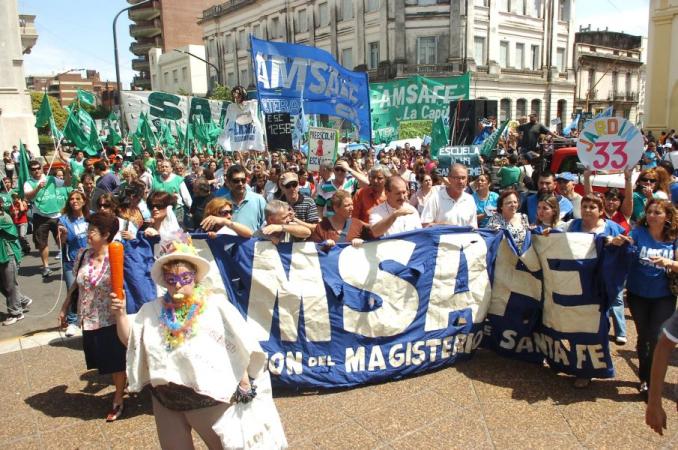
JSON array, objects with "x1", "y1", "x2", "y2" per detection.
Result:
[
  {"x1": 479, "y1": 120, "x2": 509, "y2": 157},
  {"x1": 34, "y1": 94, "x2": 52, "y2": 128},
  {"x1": 63, "y1": 107, "x2": 99, "y2": 156},
  {"x1": 159, "y1": 121, "x2": 176, "y2": 150},
  {"x1": 135, "y1": 112, "x2": 157, "y2": 149},
  {"x1": 430, "y1": 117, "x2": 450, "y2": 158},
  {"x1": 175, "y1": 123, "x2": 186, "y2": 154},
  {"x1": 106, "y1": 124, "x2": 122, "y2": 147},
  {"x1": 17, "y1": 142, "x2": 31, "y2": 197},
  {"x1": 49, "y1": 116, "x2": 63, "y2": 142},
  {"x1": 132, "y1": 134, "x2": 143, "y2": 157},
  {"x1": 76, "y1": 89, "x2": 96, "y2": 106}
]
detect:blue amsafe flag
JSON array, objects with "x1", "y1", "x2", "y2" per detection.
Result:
[{"x1": 250, "y1": 36, "x2": 372, "y2": 142}]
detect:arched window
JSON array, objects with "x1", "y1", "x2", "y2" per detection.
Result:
[
  {"x1": 530, "y1": 99, "x2": 541, "y2": 121},
  {"x1": 500, "y1": 98, "x2": 512, "y2": 121},
  {"x1": 516, "y1": 98, "x2": 527, "y2": 118},
  {"x1": 557, "y1": 99, "x2": 567, "y2": 120}
]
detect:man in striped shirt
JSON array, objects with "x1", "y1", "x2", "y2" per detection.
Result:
[{"x1": 279, "y1": 171, "x2": 320, "y2": 232}]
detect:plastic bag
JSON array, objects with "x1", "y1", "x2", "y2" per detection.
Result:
[{"x1": 212, "y1": 371, "x2": 288, "y2": 449}]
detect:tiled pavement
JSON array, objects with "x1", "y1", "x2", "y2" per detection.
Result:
[{"x1": 1, "y1": 318, "x2": 677, "y2": 449}]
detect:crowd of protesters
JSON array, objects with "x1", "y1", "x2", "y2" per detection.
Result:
[{"x1": 1, "y1": 118, "x2": 678, "y2": 436}]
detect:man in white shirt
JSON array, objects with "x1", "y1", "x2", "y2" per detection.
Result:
[
  {"x1": 421, "y1": 164, "x2": 477, "y2": 227},
  {"x1": 370, "y1": 175, "x2": 422, "y2": 237}
]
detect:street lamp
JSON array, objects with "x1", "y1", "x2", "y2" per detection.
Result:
[
  {"x1": 173, "y1": 48, "x2": 221, "y2": 95},
  {"x1": 113, "y1": 0, "x2": 153, "y2": 137}
]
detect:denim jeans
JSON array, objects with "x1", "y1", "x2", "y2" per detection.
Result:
[
  {"x1": 62, "y1": 261, "x2": 78, "y2": 325},
  {"x1": 627, "y1": 292, "x2": 677, "y2": 384},
  {"x1": 609, "y1": 287, "x2": 627, "y2": 338}
]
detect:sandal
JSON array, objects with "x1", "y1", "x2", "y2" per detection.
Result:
[{"x1": 106, "y1": 402, "x2": 124, "y2": 422}]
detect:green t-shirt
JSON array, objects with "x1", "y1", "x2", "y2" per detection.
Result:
[
  {"x1": 27, "y1": 177, "x2": 72, "y2": 217},
  {"x1": 152, "y1": 174, "x2": 184, "y2": 196},
  {"x1": 497, "y1": 166, "x2": 522, "y2": 188},
  {"x1": 0, "y1": 188, "x2": 16, "y2": 212},
  {"x1": 0, "y1": 212, "x2": 21, "y2": 263},
  {"x1": 69, "y1": 159, "x2": 85, "y2": 187},
  {"x1": 144, "y1": 158, "x2": 157, "y2": 174}
]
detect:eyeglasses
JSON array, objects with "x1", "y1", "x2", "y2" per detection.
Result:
[
  {"x1": 162, "y1": 271, "x2": 195, "y2": 287},
  {"x1": 149, "y1": 204, "x2": 166, "y2": 210},
  {"x1": 30, "y1": 167, "x2": 41, "y2": 172},
  {"x1": 98, "y1": 203, "x2": 111, "y2": 209},
  {"x1": 639, "y1": 178, "x2": 657, "y2": 183},
  {"x1": 230, "y1": 177, "x2": 247, "y2": 184},
  {"x1": 218, "y1": 208, "x2": 233, "y2": 216},
  {"x1": 283, "y1": 181, "x2": 298, "y2": 189}
]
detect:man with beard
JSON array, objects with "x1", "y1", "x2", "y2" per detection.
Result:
[{"x1": 521, "y1": 171, "x2": 574, "y2": 223}]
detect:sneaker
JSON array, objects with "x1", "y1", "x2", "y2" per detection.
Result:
[
  {"x1": 21, "y1": 298, "x2": 33, "y2": 312},
  {"x1": 41, "y1": 267, "x2": 52, "y2": 278},
  {"x1": 55, "y1": 251, "x2": 61, "y2": 260},
  {"x1": 615, "y1": 336, "x2": 627, "y2": 345},
  {"x1": 2, "y1": 314, "x2": 24, "y2": 326},
  {"x1": 64, "y1": 323, "x2": 79, "y2": 337}
]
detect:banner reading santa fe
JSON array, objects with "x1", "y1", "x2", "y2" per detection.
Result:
[
  {"x1": 120, "y1": 91, "x2": 228, "y2": 131},
  {"x1": 307, "y1": 127, "x2": 338, "y2": 171},
  {"x1": 576, "y1": 116, "x2": 644, "y2": 170}
]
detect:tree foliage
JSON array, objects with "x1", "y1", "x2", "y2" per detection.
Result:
[
  {"x1": 208, "y1": 84, "x2": 233, "y2": 102},
  {"x1": 30, "y1": 91, "x2": 68, "y2": 130}
]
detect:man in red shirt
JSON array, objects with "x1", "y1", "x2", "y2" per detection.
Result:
[{"x1": 352, "y1": 166, "x2": 391, "y2": 222}]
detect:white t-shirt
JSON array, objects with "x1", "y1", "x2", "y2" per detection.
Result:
[
  {"x1": 420, "y1": 187, "x2": 477, "y2": 227},
  {"x1": 369, "y1": 201, "x2": 422, "y2": 236}
]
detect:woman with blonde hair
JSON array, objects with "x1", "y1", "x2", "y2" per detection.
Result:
[{"x1": 199, "y1": 197, "x2": 253, "y2": 238}]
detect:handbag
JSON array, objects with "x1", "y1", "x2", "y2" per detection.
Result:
[
  {"x1": 668, "y1": 240, "x2": 678, "y2": 296},
  {"x1": 66, "y1": 249, "x2": 88, "y2": 306}
]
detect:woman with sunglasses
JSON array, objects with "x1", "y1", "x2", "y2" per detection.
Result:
[
  {"x1": 144, "y1": 191, "x2": 181, "y2": 241},
  {"x1": 632, "y1": 168, "x2": 664, "y2": 222},
  {"x1": 198, "y1": 197, "x2": 252, "y2": 238},
  {"x1": 59, "y1": 212, "x2": 127, "y2": 421},
  {"x1": 110, "y1": 232, "x2": 286, "y2": 448}
]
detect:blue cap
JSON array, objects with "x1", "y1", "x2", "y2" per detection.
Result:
[
  {"x1": 556, "y1": 172, "x2": 577, "y2": 182},
  {"x1": 671, "y1": 182, "x2": 678, "y2": 205}
]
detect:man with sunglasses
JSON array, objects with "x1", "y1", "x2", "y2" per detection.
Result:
[
  {"x1": 315, "y1": 159, "x2": 368, "y2": 218},
  {"x1": 23, "y1": 161, "x2": 71, "y2": 278},
  {"x1": 278, "y1": 171, "x2": 319, "y2": 232},
  {"x1": 205, "y1": 164, "x2": 266, "y2": 232}
]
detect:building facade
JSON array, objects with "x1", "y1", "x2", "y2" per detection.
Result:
[
  {"x1": 26, "y1": 70, "x2": 118, "y2": 108},
  {"x1": 0, "y1": 0, "x2": 39, "y2": 152},
  {"x1": 572, "y1": 28, "x2": 643, "y2": 124},
  {"x1": 645, "y1": 0, "x2": 678, "y2": 132},
  {"x1": 200, "y1": 0, "x2": 576, "y2": 126},
  {"x1": 127, "y1": 0, "x2": 218, "y2": 90},
  {"x1": 149, "y1": 45, "x2": 209, "y2": 96}
]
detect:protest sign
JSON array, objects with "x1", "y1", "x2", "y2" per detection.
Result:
[
  {"x1": 436, "y1": 145, "x2": 483, "y2": 177},
  {"x1": 218, "y1": 100, "x2": 266, "y2": 152},
  {"x1": 204, "y1": 227, "x2": 628, "y2": 389},
  {"x1": 576, "y1": 117, "x2": 643, "y2": 171},
  {"x1": 307, "y1": 127, "x2": 338, "y2": 171},
  {"x1": 370, "y1": 74, "x2": 469, "y2": 144},
  {"x1": 121, "y1": 91, "x2": 228, "y2": 131},
  {"x1": 265, "y1": 113, "x2": 293, "y2": 151},
  {"x1": 251, "y1": 37, "x2": 372, "y2": 141}
]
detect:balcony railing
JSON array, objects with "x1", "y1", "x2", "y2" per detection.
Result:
[
  {"x1": 202, "y1": 0, "x2": 256, "y2": 20},
  {"x1": 128, "y1": 1, "x2": 160, "y2": 22},
  {"x1": 402, "y1": 64, "x2": 456, "y2": 75},
  {"x1": 608, "y1": 91, "x2": 638, "y2": 102},
  {"x1": 132, "y1": 58, "x2": 150, "y2": 72},
  {"x1": 130, "y1": 21, "x2": 161, "y2": 38},
  {"x1": 132, "y1": 75, "x2": 151, "y2": 89}
]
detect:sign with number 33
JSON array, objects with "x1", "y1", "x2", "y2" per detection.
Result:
[{"x1": 576, "y1": 117, "x2": 644, "y2": 171}]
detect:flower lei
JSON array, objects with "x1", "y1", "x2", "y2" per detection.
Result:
[{"x1": 159, "y1": 286, "x2": 206, "y2": 351}]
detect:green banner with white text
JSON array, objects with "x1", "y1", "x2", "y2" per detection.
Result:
[{"x1": 369, "y1": 74, "x2": 470, "y2": 144}]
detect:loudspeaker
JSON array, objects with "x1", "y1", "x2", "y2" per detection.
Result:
[{"x1": 449, "y1": 100, "x2": 498, "y2": 146}]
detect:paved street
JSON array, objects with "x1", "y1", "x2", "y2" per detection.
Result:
[{"x1": 1, "y1": 243, "x2": 677, "y2": 449}]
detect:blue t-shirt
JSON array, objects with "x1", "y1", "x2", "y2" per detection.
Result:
[
  {"x1": 627, "y1": 226, "x2": 674, "y2": 298},
  {"x1": 567, "y1": 219, "x2": 624, "y2": 236},
  {"x1": 642, "y1": 150, "x2": 658, "y2": 169},
  {"x1": 58, "y1": 215, "x2": 88, "y2": 269},
  {"x1": 473, "y1": 191, "x2": 499, "y2": 227},
  {"x1": 524, "y1": 193, "x2": 574, "y2": 224},
  {"x1": 224, "y1": 190, "x2": 267, "y2": 232}
]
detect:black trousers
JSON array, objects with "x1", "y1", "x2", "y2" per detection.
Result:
[{"x1": 627, "y1": 292, "x2": 676, "y2": 384}]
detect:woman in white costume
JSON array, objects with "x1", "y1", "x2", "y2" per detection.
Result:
[{"x1": 110, "y1": 232, "x2": 286, "y2": 449}]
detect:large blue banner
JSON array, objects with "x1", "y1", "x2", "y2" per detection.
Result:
[
  {"x1": 204, "y1": 228, "x2": 629, "y2": 389},
  {"x1": 250, "y1": 36, "x2": 372, "y2": 142}
]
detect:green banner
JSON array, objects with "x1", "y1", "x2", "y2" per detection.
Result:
[{"x1": 370, "y1": 73, "x2": 470, "y2": 144}]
